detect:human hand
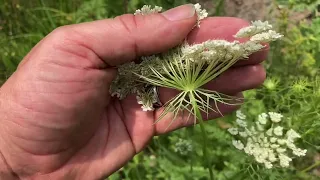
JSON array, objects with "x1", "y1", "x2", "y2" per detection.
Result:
[{"x1": 0, "y1": 4, "x2": 267, "y2": 180}]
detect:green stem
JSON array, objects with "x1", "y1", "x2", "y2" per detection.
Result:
[
  {"x1": 214, "y1": 0, "x2": 225, "y2": 16},
  {"x1": 189, "y1": 92, "x2": 214, "y2": 180},
  {"x1": 134, "y1": 166, "x2": 142, "y2": 180},
  {"x1": 39, "y1": 0, "x2": 56, "y2": 30},
  {"x1": 190, "y1": 157, "x2": 193, "y2": 174},
  {"x1": 301, "y1": 161, "x2": 320, "y2": 173}
]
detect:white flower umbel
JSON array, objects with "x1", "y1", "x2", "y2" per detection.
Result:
[
  {"x1": 110, "y1": 4, "x2": 282, "y2": 125},
  {"x1": 235, "y1": 20, "x2": 273, "y2": 38},
  {"x1": 228, "y1": 111, "x2": 307, "y2": 169},
  {"x1": 124, "y1": 6, "x2": 282, "y2": 179}
]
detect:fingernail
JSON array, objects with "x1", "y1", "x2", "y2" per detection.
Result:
[{"x1": 162, "y1": 4, "x2": 195, "y2": 21}]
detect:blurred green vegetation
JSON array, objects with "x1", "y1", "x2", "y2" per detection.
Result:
[{"x1": 1, "y1": 0, "x2": 320, "y2": 179}]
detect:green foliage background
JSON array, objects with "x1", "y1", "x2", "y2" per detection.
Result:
[{"x1": 1, "y1": 0, "x2": 320, "y2": 179}]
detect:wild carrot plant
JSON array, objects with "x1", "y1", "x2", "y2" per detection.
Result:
[
  {"x1": 2, "y1": 1, "x2": 320, "y2": 179},
  {"x1": 109, "y1": 4, "x2": 283, "y2": 179}
]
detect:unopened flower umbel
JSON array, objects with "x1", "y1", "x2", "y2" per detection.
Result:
[
  {"x1": 228, "y1": 111, "x2": 307, "y2": 169},
  {"x1": 174, "y1": 138, "x2": 193, "y2": 156}
]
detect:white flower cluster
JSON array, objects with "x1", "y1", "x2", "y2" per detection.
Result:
[
  {"x1": 235, "y1": 21, "x2": 283, "y2": 43},
  {"x1": 174, "y1": 138, "x2": 193, "y2": 156},
  {"x1": 134, "y1": 4, "x2": 207, "y2": 27},
  {"x1": 110, "y1": 62, "x2": 139, "y2": 99},
  {"x1": 134, "y1": 5, "x2": 162, "y2": 15},
  {"x1": 228, "y1": 111, "x2": 307, "y2": 169},
  {"x1": 235, "y1": 20, "x2": 272, "y2": 38},
  {"x1": 251, "y1": 30, "x2": 284, "y2": 43},
  {"x1": 136, "y1": 86, "x2": 159, "y2": 111},
  {"x1": 181, "y1": 40, "x2": 244, "y2": 63},
  {"x1": 180, "y1": 20, "x2": 282, "y2": 64},
  {"x1": 194, "y1": 3, "x2": 208, "y2": 27},
  {"x1": 110, "y1": 4, "x2": 283, "y2": 112}
]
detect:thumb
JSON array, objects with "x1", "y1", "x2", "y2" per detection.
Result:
[{"x1": 42, "y1": 4, "x2": 197, "y2": 67}]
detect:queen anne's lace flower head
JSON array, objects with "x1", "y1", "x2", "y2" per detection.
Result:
[
  {"x1": 111, "y1": 4, "x2": 283, "y2": 112},
  {"x1": 228, "y1": 111, "x2": 307, "y2": 169}
]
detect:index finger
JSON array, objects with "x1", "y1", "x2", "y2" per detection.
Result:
[{"x1": 187, "y1": 17, "x2": 269, "y2": 66}]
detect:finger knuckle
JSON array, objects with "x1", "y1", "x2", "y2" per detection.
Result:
[
  {"x1": 116, "y1": 14, "x2": 139, "y2": 34},
  {"x1": 115, "y1": 14, "x2": 141, "y2": 56},
  {"x1": 251, "y1": 65, "x2": 266, "y2": 84},
  {"x1": 48, "y1": 25, "x2": 83, "y2": 47},
  {"x1": 50, "y1": 25, "x2": 73, "y2": 40}
]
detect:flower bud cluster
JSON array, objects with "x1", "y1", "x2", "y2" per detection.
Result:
[{"x1": 228, "y1": 111, "x2": 307, "y2": 169}]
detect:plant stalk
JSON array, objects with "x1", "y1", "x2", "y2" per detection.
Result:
[
  {"x1": 39, "y1": 0, "x2": 56, "y2": 30},
  {"x1": 301, "y1": 161, "x2": 320, "y2": 173},
  {"x1": 189, "y1": 92, "x2": 214, "y2": 180}
]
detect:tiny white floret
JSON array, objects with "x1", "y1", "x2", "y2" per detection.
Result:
[
  {"x1": 274, "y1": 126, "x2": 284, "y2": 136},
  {"x1": 232, "y1": 140, "x2": 244, "y2": 150}
]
